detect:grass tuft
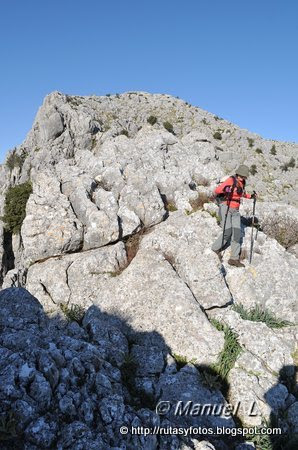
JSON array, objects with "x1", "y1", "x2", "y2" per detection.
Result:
[
  {"x1": 210, "y1": 319, "x2": 242, "y2": 381},
  {"x1": 60, "y1": 303, "x2": 85, "y2": 324},
  {"x1": 173, "y1": 353, "x2": 196, "y2": 370},
  {"x1": 233, "y1": 303, "x2": 294, "y2": 328}
]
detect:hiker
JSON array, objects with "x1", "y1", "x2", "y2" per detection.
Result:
[{"x1": 211, "y1": 165, "x2": 257, "y2": 267}]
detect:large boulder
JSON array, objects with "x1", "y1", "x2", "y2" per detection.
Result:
[{"x1": 21, "y1": 171, "x2": 83, "y2": 264}]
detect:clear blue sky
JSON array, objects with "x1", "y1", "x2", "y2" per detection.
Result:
[{"x1": 1, "y1": 0, "x2": 297, "y2": 163}]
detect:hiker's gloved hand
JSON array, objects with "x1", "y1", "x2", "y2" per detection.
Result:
[{"x1": 251, "y1": 191, "x2": 257, "y2": 199}]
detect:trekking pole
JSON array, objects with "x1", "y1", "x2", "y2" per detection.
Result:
[{"x1": 249, "y1": 192, "x2": 257, "y2": 264}]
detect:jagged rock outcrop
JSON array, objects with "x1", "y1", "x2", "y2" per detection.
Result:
[
  {"x1": 0, "y1": 287, "x2": 249, "y2": 449},
  {"x1": 0, "y1": 91, "x2": 297, "y2": 448}
]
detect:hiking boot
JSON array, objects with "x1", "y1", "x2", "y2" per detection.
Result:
[
  {"x1": 228, "y1": 259, "x2": 245, "y2": 268},
  {"x1": 213, "y1": 249, "x2": 223, "y2": 261}
]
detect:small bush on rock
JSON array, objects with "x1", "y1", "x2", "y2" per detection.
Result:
[
  {"x1": 124, "y1": 227, "x2": 152, "y2": 265},
  {"x1": 1, "y1": 181, "x2": 32, "y2": 234},
  {"x1": 261, "y1": 215, "x2": 298, "y2": 249},
  {"x1": 255, "y1": 148, "x2": 263, "y2": 154},
  {"x1": 119, "y1": 129, "x2": 129, "y2": 137},
  {"x1": 60, "y1": 303, "x2": 85, "y2": 324},
  {"x1": 147, "y1": 115, "x2": 157, "y2": 125},
  {"x1": 166, "y1": 202, "x2": 177, "y2": 212},
  {"x1": 247, "y1": 137, "x2": 254, "y2": 148},
  {"x1": 187, "y1": 193, "x2": 212, "y2": 214},
  {"x1": 250, "y1": 164, "x2": 258, "y2": 175},
  {"x1": 281, "y1": 157, "x2": 295, "y2": 172},
  {"x1": 6, "y1": 149, "x2": 27, "y2": 171},
  {"x1": 213, "y1": 131, "x2": 222, "y2": 140},
  {"x1": 163, "y1": 121, "x2": 174, "y2": 134},
  {"x1": 270, "y1": 144, "x2": 277, "y2": 155}
]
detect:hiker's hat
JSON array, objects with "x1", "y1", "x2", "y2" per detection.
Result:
[{"x1": 235, "y1": 165, "x2": 249, "y2": 178}]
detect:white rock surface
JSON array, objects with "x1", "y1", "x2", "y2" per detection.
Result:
[{"x1": 0, "y1": 91, "x2": 297, "y2": 448}]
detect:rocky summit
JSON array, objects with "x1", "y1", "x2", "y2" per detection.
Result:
[{"x1": 0, "y1": 91, "x2": 297, "y2": 449}]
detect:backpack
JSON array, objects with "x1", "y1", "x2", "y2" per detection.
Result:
[{"x1": 214, "y1": 175, "x2": 238, "y2": 206}]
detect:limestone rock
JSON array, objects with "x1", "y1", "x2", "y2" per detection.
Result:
[
  {"x1": 21, "y1": 171, "x2": 83, "y2": 264},
  {"x1": 1, "y1": 90, "x2": 298, "y2": 448}
]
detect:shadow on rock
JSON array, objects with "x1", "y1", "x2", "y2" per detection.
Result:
[
  {"x1": 0, "y1": 287, "x2": 257, "y2": 449},
  {"x1": 264, "y1": 365, "x2": 298, "y2": 450}
]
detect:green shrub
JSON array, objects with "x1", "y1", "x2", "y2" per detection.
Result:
[
  {"x1": 163, "y1": 121, "x2": 174, "y2": 134},
  {"x1": 60, "y1": 303, "x2": 85, "y2": 323},
  {"x1": 213, "y1": 131, "x2": 222, "y2": 140},
  {"x1": 281, "y1": 157, "x2": 295, "y2": 172},
  {"x1": 147, "y1": 115, "x2": 157, "y2": 125},
  {"x1": 233, "y1": 303, "x2": 293, "y2": 328},
  {"x1": 119, "y1": 129, "x2": 129, "y2": 137},
  {"x1": 6, "y1": 149, "x2": 27, "y2": 171},
  {"x1": 201, "y1": 118, "x2": 209, "y2": 125},
  {"x1": 255, "y1": 148, "x2": 263, "y2": 154},
  {"x1": 1, "y1": 182, "x2": 32, "y2": 234},
  {"x1": 247, "y1": 137, "x2": 254, "y2": 148},
  {"x1": 270, "y1": 144, "x2": 276, "y2": 155},
  {"x1": 250, "y1": 164, "x2": 258, "y2": 175}
]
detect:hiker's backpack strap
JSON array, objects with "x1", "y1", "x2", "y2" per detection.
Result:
[{"x1": 231, "y1": 175, "x2": 237, "y2": 191}]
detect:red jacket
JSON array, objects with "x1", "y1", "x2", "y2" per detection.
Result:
[{"x1": 215, "y1": 176, "x2": 251, "y2": 209}]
